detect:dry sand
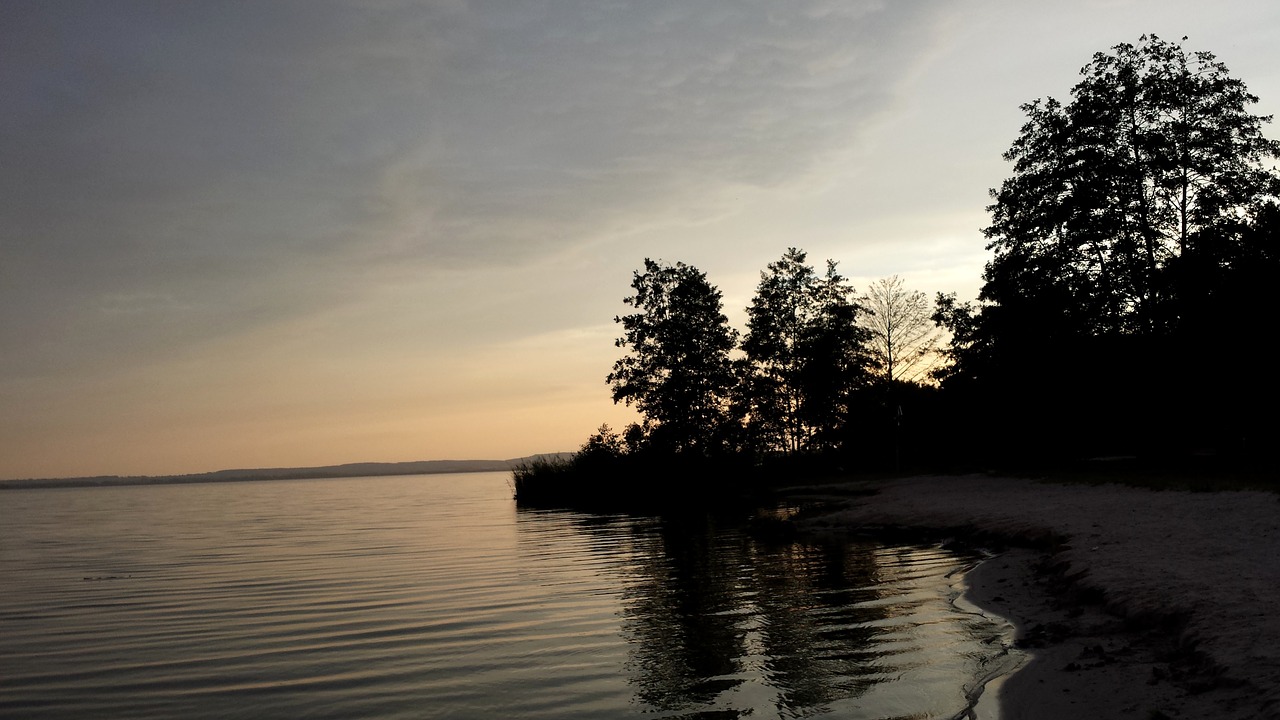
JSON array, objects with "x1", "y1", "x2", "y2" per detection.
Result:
[{"x1": 800, "y1": 474, "x2": 1280, "y2": 720}]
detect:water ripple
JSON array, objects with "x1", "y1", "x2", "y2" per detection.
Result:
[{"x1": 0, "y1": 473, "x2": 1013, "y2": 720}]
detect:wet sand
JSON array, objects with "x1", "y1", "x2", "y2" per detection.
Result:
[{"x1": 801, "y1": 475, "x2": 1280, "y2": 720}]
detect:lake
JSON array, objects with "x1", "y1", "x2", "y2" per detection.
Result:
[{"x1": 0, "y1": 472, "x2": 1017, "y2": 719}]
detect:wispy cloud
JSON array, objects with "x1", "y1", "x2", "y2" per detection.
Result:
[
  {"x1": 5, "y1": 0, "x2": 1277, "y2": 476},
  {"x1": 2, "y1": 1, "x2": 951, "y2": 381}
]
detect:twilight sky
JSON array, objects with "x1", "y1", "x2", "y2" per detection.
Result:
[{"x1": 3, "y1": 1, "x2": 1278, "y2": 479}]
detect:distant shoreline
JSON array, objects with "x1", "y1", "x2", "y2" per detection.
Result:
[{"x1": 0, "y1": 456, "x2": 569, "y2": 490}]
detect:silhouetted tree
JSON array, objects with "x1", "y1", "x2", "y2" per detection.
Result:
[
  {"x1": 930, "y1": 292, "x2": 983, "y2": 384},
  {"x1": 608, "y1": 259, "x2": 739, "y2": 457},
  {"x1": 579, "y1": 423, "x2": 626, "y2": 461},
  {"x1": 860, "y1": 275, "x2": 943, "y2": 385},
  {"x1": 741, "y1": 249, "x2": 871, "y2": 455},
  {"x1": 983, "y1": 34, "x2": 1280, "y2": 337},
  {"x1": 946, "y1": 34, "x2": 1280, "y2": 461}
]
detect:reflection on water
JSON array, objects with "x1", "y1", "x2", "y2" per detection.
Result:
[
  {"x1": 516, "y1": 509, "x2": 1013, "y2": 719},
  {"x1": 0, "y1": 473, "x2": 1013, "y2": 720}
]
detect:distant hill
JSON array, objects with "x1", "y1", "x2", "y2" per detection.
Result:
[{"x1": 0, "y1": 457, "x2": 571, "y2": 490}]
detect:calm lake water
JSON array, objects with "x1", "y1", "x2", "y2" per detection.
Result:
[{"x1": 0, "y1": 472, "x2": 1016, "y2": 719}]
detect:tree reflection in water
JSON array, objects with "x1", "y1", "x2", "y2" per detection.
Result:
[{"x1": 516, "y1": 508, "x2": 998, "y2": 719}]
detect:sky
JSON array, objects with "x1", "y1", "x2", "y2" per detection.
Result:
[{"x1": 3, "y1": 0, "x2": 1279, "y2": 479}]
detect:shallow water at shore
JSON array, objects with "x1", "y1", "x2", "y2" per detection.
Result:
[{"x1": 1, "y1": 472, "x2": 1018, "y2": 719}]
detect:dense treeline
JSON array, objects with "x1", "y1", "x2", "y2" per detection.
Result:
[
  {"x1": 934, "y1": 35, "x2": 1280, "y2": 464},
  {"x1": 515, "y1": 35, "x2": 1280, "y2": 507},
  {"x1": 514, "y1": 249, "x2": 945, "y2": 508}
]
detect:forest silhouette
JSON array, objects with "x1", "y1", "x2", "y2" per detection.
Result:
[{"x1": 515, "y1": 35, "x2": 1280, "y2": 509}]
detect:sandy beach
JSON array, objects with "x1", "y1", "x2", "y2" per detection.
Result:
[{"x1": 801, "y1": 474, "x2": 1280, "y2": 720}]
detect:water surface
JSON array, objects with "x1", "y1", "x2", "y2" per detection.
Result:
[{"x1": 0, "y1": 472, "x2": 1014, "y2": 719}]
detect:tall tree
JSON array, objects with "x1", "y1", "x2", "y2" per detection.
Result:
[
  {"x1": 948, "y1": 35, "x2": 1280, "y2": 459},
  {"x1": 982, "y1": 34, "x2": 1280, "y2": 337},
  {"x1": 860, "y1": 275, "x2": 943, "y2": 384},
  {"x1": 741, "y1": 248, "x2": 871, "y2": 455},
  {"x1": 607, "y1": 259, "x2": 738, "y2": 456}
]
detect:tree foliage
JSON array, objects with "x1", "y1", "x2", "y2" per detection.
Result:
[
  {"x1": 983, "y1": 34, "x2": 1280, "y2": 337},
  {"x1": 860, "y1": 275, "x2": 943, "y2": 384},
  {"x1": 946, "y1": 34, "x2": 1280, "y2": 458},
  {"x1": 607, "y1": 259, "x2": 738, "y2": 456},
  {"x1": 740, "y1": 248, "x2": 871, "y2": 455}
]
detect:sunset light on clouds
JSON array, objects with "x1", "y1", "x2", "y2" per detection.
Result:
[{"x1": 3, "y1": 0, "x2": 1278, "y2": 479}]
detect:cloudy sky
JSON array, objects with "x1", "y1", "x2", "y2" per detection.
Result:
[{"x1": 3, "y1": 1, "x2": 1278, "y2": 479}]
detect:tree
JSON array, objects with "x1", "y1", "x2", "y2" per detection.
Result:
[
  {"x1": 930, "y1": 292, "x2": 983, "y2": 384},
  {"x1": 740, "y1": 248, "x2": 871, "y2": 455},
  {"x1": 982, "y1": 34, "x2": 1280, "y2": 337},
  {"x1": 952, "y1": 35, "x2": 1280, "y2": 459},
  {"x1": 860, "y1": 275, "x2": 943, "y2": 384},
  {"x1": 607, "y1": 259, "x2": 738, "y2": 456},
  {"x1": 579, "y1": 423, "x2": 626, "y2": 462}
]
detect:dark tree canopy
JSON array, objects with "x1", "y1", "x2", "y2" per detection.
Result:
[
  {"x1": 983, "y1": 34, "x2": 1280, "y2": 337},
  {"x1": 607, "y1": 259, "x2": 738, "y2": 456},
  {"x1": 740, "y1": 248, "x2": 872, "y2": 455},
  {"x1": 945, "y1": 35, "x2": 1280, "y2": 460}
]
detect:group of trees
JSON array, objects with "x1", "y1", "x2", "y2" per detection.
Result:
[
  {"x1": 599, "y1": 249, "x2": 939, "y2": 467},
  {"x1": 737, "y1": 250, "x2": 872, "y2": 456},
  {"x1": 936, "y1": 34, "x2": 1280, "y2": 460},
  {"x1": 522, "y1": 35, "x2": 1278, "y2": 502}
]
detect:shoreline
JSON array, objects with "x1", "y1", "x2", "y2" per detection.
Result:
[
  {"x1": 799, "y1": 474, "x2": 1280, "y2": 720},
  {"x1": 960, "y1": 547, "x2": 1198, "y2": 720}
]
